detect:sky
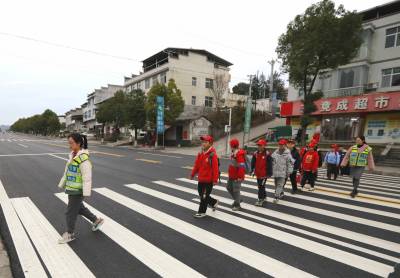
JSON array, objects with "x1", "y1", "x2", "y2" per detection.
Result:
[{"x1": 0, "y1": 0, "x2": 389, "y2": 125}]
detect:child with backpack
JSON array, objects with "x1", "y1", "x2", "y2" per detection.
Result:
[
  {"x1": 227, "y1": 138, "x2": 247, "y2": 211},
  {"x1": 251, "y1": 139, "x2": 273, "y2": 206},
  {"x1": 271, "y1": 139, "x2": 293, "y2": 203},
  {"x1": 190, "y1": 135, "x2": 219, "y2": 218},
  {"x1": 324, "y1": 144, "x2": 340, "y2": 180}
]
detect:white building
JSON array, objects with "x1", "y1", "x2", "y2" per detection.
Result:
[
  {"x1": 82, "y1": 84, "x2": 123, "y2": 133},
  {"x1": 284, "y1": 1, "x2": 400, "y2": 144},
  {"x1": 65, "y1": 108, "x2": 83, "y2": 132},
  {"x1": 124, "y1": 48, "x2": 232, "y2": 108}
]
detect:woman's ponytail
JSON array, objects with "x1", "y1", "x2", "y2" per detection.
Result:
[{"x1": 82, "y1": 135, "x2": 88, "y2": 149}]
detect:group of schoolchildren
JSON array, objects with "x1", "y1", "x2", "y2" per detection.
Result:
[{"x1": 190, "y1": 134, "x2": 336, "y2": 218}]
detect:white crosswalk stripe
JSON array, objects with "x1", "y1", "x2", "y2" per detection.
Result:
[{"x1": 1, "y1": 171, "x2": 399, "y2": 277}]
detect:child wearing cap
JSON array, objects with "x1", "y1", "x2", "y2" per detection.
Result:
[
  {"x1": 227, "y1": 138, "x2": 246, "y2": 211},
  {"x1": 251, "y1": 139, "x2": 273, "y2": 206},
  {"x1": 271, "y1": 139, "x2": 293, "y2": 203},
  {"x1": 190, "y1": 135, "x2": 219, "y2": 218},
  {"x1": 300, "y1": 141, "x2": 319, "y2": 191},
  {"x1": 324, "y1": 144, "x2": 340, "y2": 180}
]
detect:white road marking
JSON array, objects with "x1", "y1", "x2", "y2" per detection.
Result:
[
  {"x1": 94, "y1": 187, "x2": 315, "y2": 278},
  {"x1": 156, "y1": 180, "x2": 400, "y2": 254},
  {"x1": 48, "y1": 153, "x2": 68, "y2": 161},
  {"x1": 0, "y1": 152, "x2": 69, "y2": 157},
  {"x1": 125, "y1": 183, "x2": 394, "y2": 277},
  {"x1": 0, "y1": 180, "x2": 47, "y2": 277},
  {"x1": 17, "y1": 143, "x2": 28, "y2": 148},
  {"x1": 55, "y1": 193, "x2": 205, "y2": 278},
  {"x1": 11, "y1": 197, "x2": 95, "y2": 277},
  {"x1": 181, "y1": 178, "x2": 400, "y2": 232}
]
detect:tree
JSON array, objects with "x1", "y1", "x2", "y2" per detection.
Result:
[
  {"x1": 145, "y1": 79, "x2": 184, "y2": 126},
  {"x1": 125, "y1": 89, "x2": 146, "y2": 144},
  {"x1": 41, "y1": 109, "x2": 60, "y2": 135},
  {"x1": 209, "y1": 73, "x2": 229, "y2": 112},
  {"x1": 96, "y1": 90, "x2": 127, "y2": 140},
  {"x1": 276, "y1": 0, "x2": 362, "y2": 144},
  {"x1": 10, "y1": 109, "x2": 60, "y2": 136},
  {"x1": 232, "y1": 82, "x2": 249, "y2": 95}
]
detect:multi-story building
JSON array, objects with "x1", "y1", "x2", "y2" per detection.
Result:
[
  {"x1": 82, "y1": 84, "x2": 123, "y2": 133},
  {"x1": 124, "y1": 48, "x2": 232, "y2": 144},
  {"x1": 124, "y1": 48, "x2": 232, "y2": 108},
  {"x1": 282, "y1": 1, "x2": 400, "y2": 144},
  {"x1": 65, "y1": 108, "x2": 83, "y2": 132}
]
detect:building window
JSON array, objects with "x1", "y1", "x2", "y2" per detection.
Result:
[
  {"x1": 385, "y1": 26, "x2": 400, "y2": 48},
  {"x1": 145, "y1": 79, "x2": 150, "y2": 89},
  {"x1": 378, "y1": 129, "x2": 385, "y2": 136},
  {"x1": 191, "y1": 96, "x2": 196, "y2": 105},
  {"x1": 205, "y1": 96, "x2": 213, "y2": 107},
  {"x1": 160, "y1": 72, "x2": 167, "y2": 84},
  {"x1": 192, "y1": 77, "x2": 197, "y2": 86},
  {"x1": 205, "y1": 78, "x2": 214, "y2": 89},
  {"x1": 339, "y1": 69, "x2": 354, "y2": 88},
  {"x1": 367, "y1": 129, "x2": 373, "y2": 136},
  {"x1": 137, "y1": 82, "x2": 142, "y2": 90},
  {"x1": 381, "y1": 67, "x2": 400, "y2": 87},
  {"x1": 152, "y1": 76, "x2": 158, "y2": 86}
]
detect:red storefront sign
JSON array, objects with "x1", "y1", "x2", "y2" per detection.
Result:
[{"x1": 280, "y1": 91, "x2": 400, "y2": 117}]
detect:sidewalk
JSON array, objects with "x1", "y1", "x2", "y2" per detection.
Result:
[{"x1": 0, "y1": 237, "x2": 12, "y2": 278}]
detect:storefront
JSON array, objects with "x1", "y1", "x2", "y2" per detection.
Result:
[{"x1": 280, "y1": 91, "x2": 400, "y2": 144}]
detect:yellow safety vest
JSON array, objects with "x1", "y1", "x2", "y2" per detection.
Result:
[
  {"x1": 349, "y1": 145, "x2": 371, "y2": 167},
  {"x1": 65, "y1": 153, "x2": 90, "y2": 195}
]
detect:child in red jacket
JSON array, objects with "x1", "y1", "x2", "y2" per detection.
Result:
[
  {"x1": 191, "y1": 135, "x2": 219, "y2": 218},
  {"x1": 251, "y1": 139, "x2": 272, "y2": 206},
  {"x1": 227, "y1": 138, "x2": 246, "y2": 211},
  {"x1": 300, "y1": 141, "x2": 319, "y2": 191}
]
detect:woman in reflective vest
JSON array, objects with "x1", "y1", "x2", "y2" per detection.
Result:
[
  {"x1": 57, "y1": 133, "x2": 104, "y2": 244},
  {"x1": 341, "y1": 135, "x2": 375, "y2": 198}
]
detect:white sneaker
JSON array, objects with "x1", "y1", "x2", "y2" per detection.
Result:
[
  {"x1": 92, "y1": 218, "x2": 105, "y2": 232},
  {"x1": 58, "y1": 232, "x2": 75, "y2": 244},
  {"x1": 232, "y1": 206, "x2": 241, "y2": 211},
  {"x1": 194, "y1": 213, "x2": 206, "y2": 218},
  {"x1": 273, "y1": 197, "x2": 279, "y2": 204},
  {"x1": 309, "y1": 187, "x2": 315, "y2": 192}
]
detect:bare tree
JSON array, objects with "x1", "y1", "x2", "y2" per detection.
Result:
[{"x1": 210, "y1": 73, "x2": 229, "y2": 112}]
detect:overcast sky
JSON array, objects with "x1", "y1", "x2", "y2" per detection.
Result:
[{"x1": 0, "y1": 0, "x2": 389, "y2": 125}]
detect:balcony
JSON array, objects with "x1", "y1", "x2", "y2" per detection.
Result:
[{"x1": 323, "y1": 85, "x2": 368, "y2": 98}]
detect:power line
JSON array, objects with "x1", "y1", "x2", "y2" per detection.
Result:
[{"x1": 0, "y1": 31, "x2": 141, "y2": 62}]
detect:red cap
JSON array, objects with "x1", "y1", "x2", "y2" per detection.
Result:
[
  {"x1": 309, "y1": 140, "x2": 317, "y2": 148},
  {"x1": 200, "y1": 135, "x2": 213, "y2": 143},
  {"x1": 278, "y1": 139, "x2": 287, "y2": 145},
  {"x1": 256, "y1": 139, "x2": 267, "y2": 146},
  {"x1": 331, "y1": 144, "x2": 338, "y2": 148},
  {"x1": 229, "y1": 138, "x2": 240, "y2": 148}
]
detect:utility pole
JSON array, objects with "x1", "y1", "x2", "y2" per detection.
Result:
[
  {"x1": 225, "y1": 107, "x2": 232, "y2": 156},
  {"x1": 268, "y1": 59, "x2": 275, "y2": 118},
  {"x1": 243, "y1": 75, "x2": 253, "y2": 147}
]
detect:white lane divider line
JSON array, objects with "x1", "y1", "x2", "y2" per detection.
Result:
[
  {"x1": 48, "y1": 153, "x2": 68, "y2": 161},
  {"x1": 94, "y1": 187, "x2": 315, "y2": 278},
  {"x1": 55, "y1": 193, "x2": 204, "y2": 278},
  {"x1": 17, "y1": 143, "x2": 28, "y2": 148},
  {"x1": 0, "y1": 179, "x2": 47, "y2": 277},
  {"x1": 11, "y1": 197, "x2": 95, "y2": 278}
]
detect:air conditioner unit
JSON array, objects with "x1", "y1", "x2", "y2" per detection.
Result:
[{"x1": 366, "y1": 82, "x2": 378, "y2": 90}]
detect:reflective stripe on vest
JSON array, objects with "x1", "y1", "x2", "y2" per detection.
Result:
[
  {"x1": 65, "y1": 153, "x2": 90, "y2": 193},
  {"x1": 349, "y1": 145, "x2": 371, "y2": 167}
]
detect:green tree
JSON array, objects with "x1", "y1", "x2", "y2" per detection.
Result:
[
  {"x1": 276, "y1": 0, "x2": 362, "y2": 144},
  {"x1": 232, "y1": 82, "x2": 249, "y2": 95},
  {"x1": 41, "y1": 109, "x2": 61, "y2": 135},
  {"x1": 10, "y1": 109, "x2": 60, "y2": 136},
  {"x1": 125, "y1": 89, "x2": 146, "y2": 144},
  {"x1": 145, "y1": 79, "x2": 184, "y2": 126},
  {"x1": 96, "y1": 90, "x2": 127, "y2": 141}
]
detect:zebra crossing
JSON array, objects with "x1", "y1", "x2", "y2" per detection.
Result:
[{"x1": 0, "y1": 171, "x2": 399, "y2": 277}]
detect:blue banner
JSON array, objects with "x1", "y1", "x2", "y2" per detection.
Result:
[{"x1": 156, "y1": 96, "x2": 164, "y2": 134}]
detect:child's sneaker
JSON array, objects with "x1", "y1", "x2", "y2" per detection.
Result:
[
  {"x1": 58, "y1": 232, "x2": 75, "y2": 244},
  {"x1": 273, "y1": 197, "x2": 279, "y2": 203},
  {"x1": 309, "y1": 187, "x2": 315, "y2": 192},
  {"x1": 212, "y1": 200, "x2": 219, "y2": 211},
  {"x1": 232, "y1": 206, "x2": 241, "y2": 211},
  {"x1": 92, "y1": 218, "x2": 105, "y2": 232},
  {"x1": 193, "y1": 213, "x2": 206, "y2": 218}
]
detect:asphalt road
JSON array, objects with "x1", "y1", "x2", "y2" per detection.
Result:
[{"x1": 0, "y1": 132, "x2": 399, "y2": 278}]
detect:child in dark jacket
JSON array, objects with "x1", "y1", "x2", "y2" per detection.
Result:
[{"x1": 251, "y1": 139, "x2": 273, "y2": 206}]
